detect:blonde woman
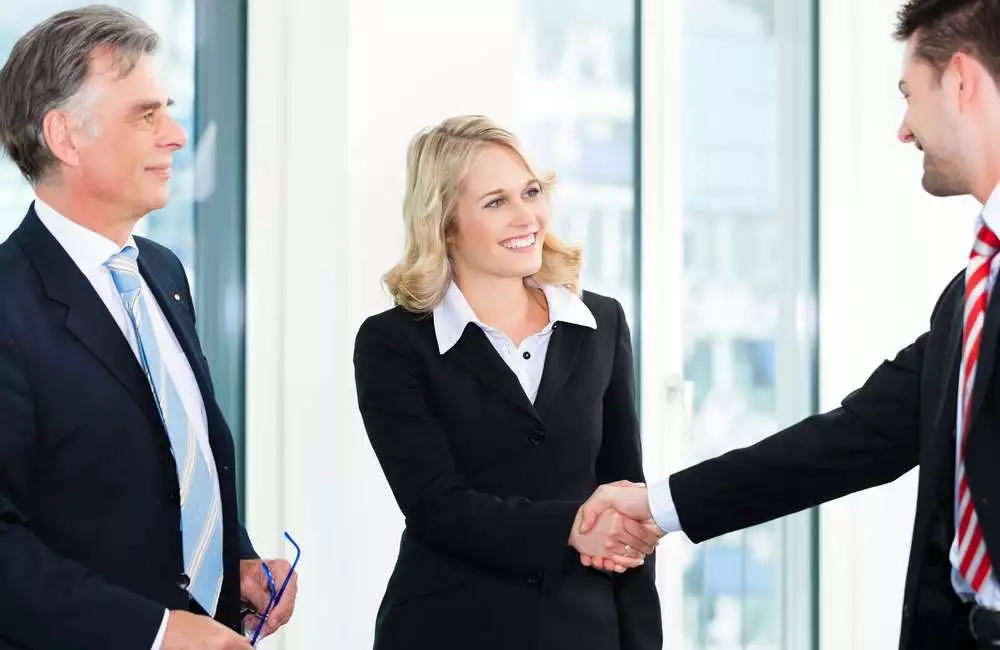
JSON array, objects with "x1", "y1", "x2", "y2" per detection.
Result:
[{"x1": 353, "y1": 116, "x2": 662, "y2": 650}]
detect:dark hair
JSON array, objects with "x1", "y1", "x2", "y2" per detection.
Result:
[
  {"x1": 0, "y1": 5, "x2": 158, "y2": 184},
  {"x1": 895, "y1": 0, "x2": 1000, "y2": 81}
]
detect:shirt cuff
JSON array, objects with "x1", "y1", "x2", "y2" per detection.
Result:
[
  {"x1": 150, "y1": 609, "x2": 169, "y2": 650},
  {"x1": 648, "y1": 477, "x2": 682, "y2": 534}
]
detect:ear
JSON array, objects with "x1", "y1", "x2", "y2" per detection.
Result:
[
  {"x1": 949, "y1": 51, "x2": 983, "y2": 113},
  {"x1": 41, "y1": 109, "x2": 82, "y2": 169}
]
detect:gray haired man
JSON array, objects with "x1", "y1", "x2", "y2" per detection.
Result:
[{"x1": 0, "y1": 6, "x2": 295, "y2": 649}]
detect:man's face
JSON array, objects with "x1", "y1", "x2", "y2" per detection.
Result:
[
  {"x1": 897, "y1": 35, "x2": 971, "y2": 197},
  {"x1": 69, "y1": 49, "x2": 187, "y2": 217}
]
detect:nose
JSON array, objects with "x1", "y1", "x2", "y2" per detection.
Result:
[
  {"x1": 510, "y1": 200, "x2": 537, "y2": 228},
  {"x1": 898, "y1": 120, "x2": 914, "y2": 144},
  {"x1": 160, "y1": 112, "x2": 188, "y2": 151}
]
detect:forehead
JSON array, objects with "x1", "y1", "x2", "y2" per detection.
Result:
[
  {"x1": 85, "y1": 48, "x2": 165, "y2": 99},
  {"x1": 463, "y1": 143, "x2": 532, "y2": 191}
]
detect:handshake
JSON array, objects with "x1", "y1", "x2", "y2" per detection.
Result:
[{"x1": 567, "y1": 481, "x2": 665, "y2": 573}]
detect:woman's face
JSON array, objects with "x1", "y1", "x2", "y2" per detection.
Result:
[{"x1": 447, "y1": 143, "x2": 549, "y2": 283}]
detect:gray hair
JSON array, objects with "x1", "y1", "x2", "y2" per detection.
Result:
[{"x1": 0, "y1": 5, "x2": 159, "y2": 184}]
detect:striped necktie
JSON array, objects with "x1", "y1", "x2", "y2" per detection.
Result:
[
  {"x1": 105, "y1": 246, "x2": 225, "y2": 615},
  {"x1": 957, "y1": 223, "x2": 1000, "y2": 593}
]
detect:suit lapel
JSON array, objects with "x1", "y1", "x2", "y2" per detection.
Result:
[
  {"x1": 937, "y1": 289, "x2": 963, "y2": 442},
  {"x1": 969, "y1": 274, "x2": 1000, "y2": 428},
  {"x1": 16, "y1": 208, "x2": 161, "y2": 424},
  {"x1": 444, "y1": 322, "x2": 538, "y2": 420},
  {"x1": 533, "y1": 323, "x2": 584, "y2": 416}
]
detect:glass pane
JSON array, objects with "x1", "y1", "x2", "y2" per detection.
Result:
[
  {"x1": 0, "y1": 0, "x2": 197, "y2": 287},
  {"x1": 679, "y1": 0, "x2": 816, "y2": 648},
  {"x1": 514, "y1": 0, "x2": 637, "y2": 327}
]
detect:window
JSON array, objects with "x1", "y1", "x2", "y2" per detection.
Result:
[
  {"x1": 519, "y1": 0, "x2": 818, "y2": 648},
  {"x1": 514, "y1": 0, "x2": 639, "y2": 327},
  {"x1": 675, "y1": 0, "x2": 818, "y2": 647},
  {"x1": 0, "y1": 0, "x2": 248, "y2": 507}
]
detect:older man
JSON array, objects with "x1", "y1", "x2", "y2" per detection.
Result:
[{"x1": 0, "y1": 6, "x2": 294, "y2": 649}]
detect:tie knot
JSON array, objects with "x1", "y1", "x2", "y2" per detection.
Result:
[
  {"x1": 973, "y1": 224, "x2": 1000, "y2": 259},
  {"x1": 105, "y1": 246, "x2": 142, "y2": 297}
]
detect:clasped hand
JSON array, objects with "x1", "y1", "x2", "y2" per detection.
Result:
[{"x1": 568, "y1": 480, "x2": 665, "y2": 572}]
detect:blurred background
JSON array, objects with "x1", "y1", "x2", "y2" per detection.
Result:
[{"x1": 0, "y1": 0, "x2": 984, "y2": 648}]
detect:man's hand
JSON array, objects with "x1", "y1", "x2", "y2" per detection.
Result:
[
  {"x1": 162, "y1": 610, "x2": 251, "y2": 649},
  {"x1": 578, "y1": 482, "x2": 654, "y2": 533},
  {"x1": 240, "y1": 559, "x2": 298, "y2": 639}
]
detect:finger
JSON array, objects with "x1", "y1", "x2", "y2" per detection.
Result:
[
  {"x1": 604, "y1": 532, "x2": 649, "y2": 560},
  {"x1": 622, "y1": 519, "x2": 657, "y2": 554},
  {"x1": 241, "y1": 586, "x2": 270, "y2": 613},
  {"x1": 580, "y1": 554, "x2": 593, "y2": 567},
  {"x1": 270, "y1": 593, "x2": 296, "y2": 628},
  {"x1": 609, "y1": 554, "x2": 645, "y2": 569}
]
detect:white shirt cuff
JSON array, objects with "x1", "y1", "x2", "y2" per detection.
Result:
[
  {"x1": 648, "y1": 477, "x2": 682, "y2": 534},
  {"x1": 151, "y1": 609, "x2": 169, "y2": 650}
]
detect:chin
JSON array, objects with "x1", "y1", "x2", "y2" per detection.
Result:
[{"x1": 921, "y1": 174, "x2": 964, "y2": 198}]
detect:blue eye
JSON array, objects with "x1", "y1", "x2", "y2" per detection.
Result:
[
  {"x1": 525, "y1": 186, "x2": 541, "y2": 199},
  {"x1": 485, "y1": 197, "x2": 505, "y2": 209}
]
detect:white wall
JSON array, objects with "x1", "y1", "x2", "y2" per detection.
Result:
[
  {"x1": 245, "y1": 1, "x2": 525, "y2": 647},
  {"x1": 817, "y1": 1, "x2": 978, "y2": 648}
]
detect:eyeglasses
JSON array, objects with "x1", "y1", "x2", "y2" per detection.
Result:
[{"x1": 241, "y1": 532, "x2": 301, "y2": 646}]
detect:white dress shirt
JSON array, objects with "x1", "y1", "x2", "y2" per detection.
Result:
[
  {"x1": 431, "y1": 279, "x2": 597, "y2": 402},
  {"x1": 34, "y1": 198, "x2": 218, "y2": 650},
  {"x1": 648, "y1": 182, "x2": 1000, "y2": 610}
]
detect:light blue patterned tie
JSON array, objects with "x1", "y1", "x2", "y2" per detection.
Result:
[{"x1": 105, "y1": 246, "x2": 224, "y2": 616}]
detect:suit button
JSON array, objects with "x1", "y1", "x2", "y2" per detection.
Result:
[
  {"x1": 529, "y1": 429, "x2": 545, "y2": 445},
  {"x1": 177, "y1": 573, "x2": 191, "y2": 590},
  {"x1": 168, "y1": 490, "x2": 180, "y2": 504},
  {"x1": 526, "y1": 572, "x2": 543, "y2": 586},
  {"x1": 902, "y1": 603, "x2": 910, "y2": 619}
]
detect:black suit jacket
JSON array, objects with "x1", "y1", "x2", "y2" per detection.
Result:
[
  {"x1": 666, "y1": 269, "x2": 999, "y2": 650},
  {"x1": 354, "y1": 291, "x2": 662, "y2": 650},
  {"x1": 0, "y1": 206, "x2": 256, "y2": 649}
]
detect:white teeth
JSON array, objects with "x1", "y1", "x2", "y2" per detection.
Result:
[{"x1": 501, "y1": 233, "x2": 536, "y2": 249}]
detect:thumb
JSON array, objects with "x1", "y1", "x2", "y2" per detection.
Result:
[{"x1": 578, "y1": 498, "x2": 609, "y2": 534}]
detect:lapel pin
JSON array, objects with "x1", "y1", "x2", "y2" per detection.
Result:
[{"x1": 173, "y1": 293, "x2": 182, "y2": 301}]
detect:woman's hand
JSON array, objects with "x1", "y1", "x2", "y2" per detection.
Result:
[{"x1": 568, "y1": 506, "x2": 660, "y2": 573}]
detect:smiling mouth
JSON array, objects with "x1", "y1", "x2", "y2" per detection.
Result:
[
  {"x1": 499, "y1": 232, "x2": 537, "y2": 251},
  {"x1": 147, "y1": 166, "x2": 172, "y2": 178}
]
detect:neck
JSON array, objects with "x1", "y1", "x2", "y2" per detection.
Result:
[
  {"x1": 973, "y1": 122, "x2": 1000, "y2": 203},
  {"x1": 35, "y1": 183, "x2": 140, "y2": 247},
  {"x1": 455, "y1": 272, "x2": 536, "y2": 328}
]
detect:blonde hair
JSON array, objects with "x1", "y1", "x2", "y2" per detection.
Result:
[{"x1": 383, "y1": 115, "x2": 583, "y2": 313}]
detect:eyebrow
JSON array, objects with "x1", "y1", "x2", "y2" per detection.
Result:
[
  {"x1": 130, "y1": 98, "x2": 175, "y2": 115},
  {"x1": 477, "y1": 178, "x2": 541, "y2": 202}
]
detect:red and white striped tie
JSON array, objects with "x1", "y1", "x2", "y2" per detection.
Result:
[{"x1": 958, "y1": 223, "x2": 1000, "y2": 593}]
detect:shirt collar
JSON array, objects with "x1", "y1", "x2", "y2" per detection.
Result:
[
  {"x1": 981, "y1": 182, "x2": 1000, "y2": 238},
  {"x1": 432, "y1": 278, "x2": 597, "y2": 355},
  {"x1": 33, "y1": 198, "x2": 138, "y2": 275}
]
